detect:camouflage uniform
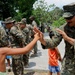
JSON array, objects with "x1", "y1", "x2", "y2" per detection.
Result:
[
  {"x1": 29, "y1": 16, "x2": 38, "y2": 54},
  {"x1": 10, "y1": 25, "x2": 24, "y2": 75},
  {"x1": 41, "y1": 3, "x2": 75, "y2": 75},
  {"x1": 22, "y1": 27, "x2": 30, "y2": 67},
  {"x1": 19, "y1": 18, "x2": 30, "y2": 67},
  {"x1": 0, "y1": 26, "x2": 8, "y2": 47}
]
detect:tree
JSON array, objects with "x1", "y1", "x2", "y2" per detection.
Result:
[
  {"x1": 0, "y1": 0, "x2": 16, "y2": 20},
  {"x1": 33, "y1": 0, "x2": 63, "y2": 27},
  {"x1": 52, "y1": 17, "x2": 66, "y2": 27},
  {"x1": 0, "y1": 0, "x2": 37, "y2": 20},
  {"x1": 33, "y1": 0, "x2": 55, "y2": 25}
]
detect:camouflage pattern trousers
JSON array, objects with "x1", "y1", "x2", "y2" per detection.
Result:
[
  {"x1": 30, "y1": 37, "x2": 38, "y2": 54},
  {"x1": 12, "y1": 56, "x2": 24, "y2": 75},
  {"x1": 61, "y1": 58, "x2": 75, "y2": 75},
  {"x1": 23, "y1": 53, "x2": 30, "y2": 66}
]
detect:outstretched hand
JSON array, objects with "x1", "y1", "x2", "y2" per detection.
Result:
[{"x1": 33, "y1": 27, "x2": 44, "y2": 41}]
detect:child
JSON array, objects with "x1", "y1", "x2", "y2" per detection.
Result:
[
  {"x1": 0, "y1": 32, "x2": 40, "y2": 75},
  {"x1": 48, "y1": 47, "x2": 62, "y2": 75},
  {"x1": 48, "y1": 28, "x2": 62, "y2": 75},
  {"x1": 6, "y1": 56, "x2": 12, "y2": 72}
]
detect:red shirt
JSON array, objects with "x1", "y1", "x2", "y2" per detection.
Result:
[{"x1": 48, "y1": 48, "x2": 58, "y2": 66}]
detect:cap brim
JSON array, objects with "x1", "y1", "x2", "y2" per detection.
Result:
[
  {"x1": 4, "y1": 20, "x2": 15, "y2": 24},
  {"x1": 18, "y1": 22, "x2": 23, "y2": 24},
  {"x1": 63, "y1": 12, "x2": 73, "y2": 18}
]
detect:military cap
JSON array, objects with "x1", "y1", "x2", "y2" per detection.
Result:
[
  {"x1": 63, "y1": 3, "x2": 75, "y2": 18},
  {"x1": 19, "y1": 18, "x2": 27, "y2": 25},
  {"x1": 4, "y1": 17, "x2": 15, "y2": 24},
  {"x1": 29, "y1": 15, "x2": 35, "y2": 20}
]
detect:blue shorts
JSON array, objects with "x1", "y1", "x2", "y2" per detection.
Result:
[
  {"x1": 6, "y1": 56, "x2": 12, "y2": 59},
  {"x1": 48, "y1": 65, "x2": 60, "y2": 73}
]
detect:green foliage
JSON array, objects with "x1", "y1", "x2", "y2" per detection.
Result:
[
  {"x1": 0, "y1": 0, "x2": 37, "y2": 20},
  {"x1": 33, "y1": 0, "x2": 55, "y2": 25},
  {"x1": 52, "y1": 17, "x2": 66, "y2": 27},
  {"x1": 16, "y1": 0, "x2": 37, "y2": 21},
  {"x1": 14, "y1": 12, "x2": 23, "y2": 21},
  {"x1": 0, "y1": 0, "x2": 16, "y2": 20},
  {"x1": 33, "y1": 0, "x2": 64, "y2": 27}
]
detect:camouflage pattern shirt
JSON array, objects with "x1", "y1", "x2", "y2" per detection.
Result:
[
  {"x1": 0, "y1": 26, "x2": 8, "y2": 47},
  {"x1": 10, "y1": 25, "x2": 24, "y2": 47},
  {"x1": 10, "y1": 25, "x2": 25, "y2": 59},
  {"x1": 42, "y1": 23, "x2": 75, "y2": 75},
  {"x1": 22, "y1": 27, "x2": 30, "y2": 44}
]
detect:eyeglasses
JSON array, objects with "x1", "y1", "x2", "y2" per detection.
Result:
[{"x1": 64, "y1": 16, "x2": 74, "y2": 20}]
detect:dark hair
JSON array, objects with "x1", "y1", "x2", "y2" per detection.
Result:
[{"x1": 49, "y1": 31, "x2": 54, "y2": 39}]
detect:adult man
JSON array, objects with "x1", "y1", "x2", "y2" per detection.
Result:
[
  {"x1": 34, "y1": 3, "x2": 75, "y2": 75},
  {"x1": 0, "y1": 22, "x2": 12, "y2": 72},
  {"x1": 0, "y1": 30, "x2": 40, "y2": 75},
  {"x1": 4, "y1": 17, "x2": 24, "y2": 75},
  {"x1": 19, "y1": 18, "x2": 30, "y2": 67},
  {"x1": 29, "y1": 15, "x2": 38, "y2": 55}
]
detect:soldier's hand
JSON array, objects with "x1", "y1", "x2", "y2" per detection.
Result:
[{"x1": 56, "y1": 28, "x2": 67, "y2": 39}]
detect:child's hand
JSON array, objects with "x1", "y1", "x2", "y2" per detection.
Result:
[{"x1": 58, "y1": 57, "x2": 63, "y2": 62}]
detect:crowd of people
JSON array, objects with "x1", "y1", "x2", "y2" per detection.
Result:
[
  {"x1": 0, "y1": 2, "x2": 75, "y2": 75},
  {"x1": 0, "y1": 15, "x2": 39, "y2": 75}
]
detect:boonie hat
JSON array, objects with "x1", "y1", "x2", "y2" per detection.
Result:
[
  {"x1": 4, "y1": 17, "x2": 15, "y2": 24},
  {"x1": 19, "y1": 18, "x2": 27, "y2": 25}
]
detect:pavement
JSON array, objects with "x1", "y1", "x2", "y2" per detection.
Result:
[{"x1": 6, "y1": 33, "x2": 65, "y2": 75}]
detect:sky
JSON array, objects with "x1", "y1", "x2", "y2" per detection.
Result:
[{"x1": 44, "y1": 0, "x2": 75, "y2": 8}]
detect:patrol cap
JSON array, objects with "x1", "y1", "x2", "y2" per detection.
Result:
[
  {"x1": 63, "y1": 12, "x2": 74, "y2": 18},
  {"x1": 63, "y1": 3, "x2": 75, "y2": 18},
  {"x1": 19, "y1": 18, "x2": 27, "y2": 25},
  {"x1": 4, "y1": 17, "x2": 15, "y2": 24}
]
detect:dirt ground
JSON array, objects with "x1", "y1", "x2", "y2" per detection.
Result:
[
  {"x1": 7, "y1": 71, "x2": 48, "y2": 75},
  {"x1": 7, "y1": 70, "x2": 56, "y2": 75}
]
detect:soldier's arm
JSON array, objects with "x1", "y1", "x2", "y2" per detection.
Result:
[
  {"x1": 41, "y1": 33, "x2": 62, "y2": 49},
  {"x1": 55, "y1": 47, "x2": 62, "y2": 61},
  {"x1": 56, "y1": 28, "x2": 75, "y2": 45},
  {"x1": 0, "y1": 27, "x2": 8, "y2": 47},
  {"x1": 34, "y1": 27, "x2": 62, "y2": 49}
]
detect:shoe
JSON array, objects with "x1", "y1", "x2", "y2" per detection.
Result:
[
  {"x1": 8, "y1": 68, "x2": 11, "y2": 72},
  {"x1": 25, "y1": 64, "x2": 29, "y2": 68}
]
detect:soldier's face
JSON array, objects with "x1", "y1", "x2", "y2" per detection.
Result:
[
  {"x1": 65, "y1": 16, "x2": 75, "y2": 27},
  {"x1": 20, "y1": 24, "x2": 26, "y2": 29},
  {"x1": 5, "y1": 23, "x2": 13, "y2": 29}
]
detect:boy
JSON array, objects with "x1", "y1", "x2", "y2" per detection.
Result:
[{"x1": 0, "y1": 32, "x2": 40, "y2": 75}]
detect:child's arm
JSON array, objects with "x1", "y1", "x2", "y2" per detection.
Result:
[
  {"x1": 55, "y1": 47, "x2": 62, "y2": 62},
  {"x1": 0, "y1": 33, "x2": 40, "y2": 55}
]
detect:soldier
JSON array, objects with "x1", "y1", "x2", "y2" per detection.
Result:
[
  {"x1": 4, "y1": 17, "x2": 24, "y2": 75},
  {"x1": 0, "y1": 23, "x2": 12, "y2": 72},
  {"x1": 18, "y1": 18, "x2": 30, "y2": 68},
  {"x1": 29, "y1": 15, "x2": 38, "y2": 55},
  {"x1": 34, "y1": 3, "x2": 75, "y2": 75}
]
